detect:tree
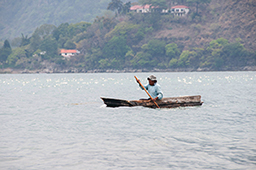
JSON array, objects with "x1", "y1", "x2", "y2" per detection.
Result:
[
  {"x1": 20, "y1": 33, "x2": 30, "y2": 47},
  {"x1": 67, "y1": 22, "x2": 91, "y2": 38},
  {"x1": 33, "y1": 24, "x2": 56, "y2": 39},
  {"x1": 177, "y1": 50, "x2": 190, "y2": 67},
  {"x1": 39, "y1": 37, "x2": 58, "y2": 59},
  {"x1": 101, "y1": 35, "x2": 130, "y2": 68},
  {"x1": 0, "y1": 40, "x2": 12, "y2": 65},
  {"x1": 30, "y1": 24, "x2": 56, "y2": 51},
  {"x1": 103, "y1": 36, "x2": 129, "y2": 60},
  {"x1": 30, "y1": 33, "x2": 42, "y2": 52},
  {"x1": 206, "y1": 38, "x2": 228, "y2": 69},
  {"x1": 132, "y1": 51, "x2": 156, "y2": 68},
  {"x1": 64, "y1": 40, "x2": 76, "y2": 49},
  {"x1": 7, "y1": 47, "x2": 26, "y2": 65},
  {"x1": 174, "y1": 50, "x2": 198, "y2": 68},
  {"x1": 221, "y1": 42, "x2": 248, "y2": 66},
  {"x1": 165, "y1": 43, "x2": 180, "y2": 59},
  {"x1": 122, "y1": 2, "x2": 131, "y2": 15},
  {"x1": 169, "y1": 58, "x2": 178, "y2": 68},
  {"x1": 107, "y1": 0, "x2": 123, "y2": 14},
  {"x1": 139, "y1": 0, "x2": 167, "y2": 9},
  {"x1": 3, "y1": 40, "x2": 11, "y2": 49},
  {"x1": 187, "y1": 0, "x2": 211, "y2": 14},
  {"x1": 208, "y1": 38, "x2": 229, "y2": 50},
  {"x1": 52, "y1": 23, "x2": 69, "y2": 41},
  {"x1": 141, "y1": 39, "x2": 166, "y2": 57},
  {"x1": 151, "y1": 0, "x2": 167, "y2": 9}
]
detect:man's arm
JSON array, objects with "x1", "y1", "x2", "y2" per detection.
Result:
[
  {"x1": 156, "y1": 85, "x2": 163, "y2": 100},
  {"x1": 137, "y1": 79, "x2": 148, "y2": 90}
]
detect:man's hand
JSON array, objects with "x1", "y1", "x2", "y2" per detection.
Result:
[{"x1": 151, "y1": 97, "x2": 158, "y2": 102}]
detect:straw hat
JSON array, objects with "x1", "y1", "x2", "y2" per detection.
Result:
[{"x1": 147, "y1": 75, "x2": 157, "y2": 81}]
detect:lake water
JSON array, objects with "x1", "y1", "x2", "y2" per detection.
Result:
[{"x1": 0, "y1": 72, "x2": 256, "y2": 169}]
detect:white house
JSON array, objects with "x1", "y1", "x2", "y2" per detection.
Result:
[
  {"x1": 60, "y1": 49, "x2": 80, "y2": 59},
  {"x1": 130, "y1": 4, "x2": 189, "y2": 16},
  {"x1": 40, "y1": 51, "x2": 46, "y2": 55},
  {"x1": 171, "y1": 5, "x2": 189, "y2": 16}
]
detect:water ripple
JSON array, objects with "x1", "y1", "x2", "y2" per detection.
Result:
[{"x1": 0, "y1": 72, "x2": 256, "y2": 169}]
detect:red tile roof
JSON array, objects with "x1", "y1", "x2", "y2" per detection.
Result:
[
  {"x1": 130, "y1": 4, "x2": 156, "y2": 10},
  {"x1": 60, "y1": 49, "x2": 78, "y2": 53},
  {"x1": 171, "y1": 5, "x2": 189, "y2": 9},
  {"x1": 130, "y1": 5, "x2": 142, "y2": 10}
]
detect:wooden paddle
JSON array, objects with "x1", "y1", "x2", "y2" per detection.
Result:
[{"x1": 134, "y1": 76, "x2": 160, "y2": 108}]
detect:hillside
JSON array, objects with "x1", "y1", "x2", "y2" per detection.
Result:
[
  {"x1": 155, "y1": 0, "x2": 256, "y2": 51},
  {"x1": 0, "y1": 0, "x2": 138, "y2": 41},
  {"x1": 214, "y1": 0, "x2": 256, "y2": 51},
  {"x1": 0, "y1": 0, "x2": 111, "y2": 40},
  {"x1": 0, "y1": 0, "x2": 256, "y2": 73},
  {"x1": 1, "y1": 0, "x2": 255, "y2": 50}
]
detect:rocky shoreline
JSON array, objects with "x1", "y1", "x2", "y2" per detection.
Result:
[{"x1": 1, "y1": 66, "x2": 256, "y2": 74}]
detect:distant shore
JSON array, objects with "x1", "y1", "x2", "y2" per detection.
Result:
[{"x1": 1, "y1": 66, "x2": 256, "y2": 74}]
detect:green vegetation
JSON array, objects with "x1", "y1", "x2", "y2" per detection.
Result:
[
  {"x1": 0, "y1": 0, "x2": 255, "y2": 72},
  {"x1": 0, "y1": 40, "x2": 12, "y2": 68}
]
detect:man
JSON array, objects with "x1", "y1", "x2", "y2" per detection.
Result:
[{"x1": 136, "y1": 75, "x2": 163, "y2": 101}]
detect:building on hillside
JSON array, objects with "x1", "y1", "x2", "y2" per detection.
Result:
[
  {"x1": 60, "y1": 49, "x2": 80, "y2": 59},
  {"x1": 40, "y1": 51, "x2": 46, "y2": 55},
  {"x1": 130, "y1": 4, "x2": 189, "y2": 15},
  {"x1": 130, "y1": 4, "x2": 152, "y2": 13},
  {"x1": 171, "y1": 5, "x2": 189, "y2": 16},
  {"x1": 130, "y1": 4, "x2": 167, "y2": 13}
]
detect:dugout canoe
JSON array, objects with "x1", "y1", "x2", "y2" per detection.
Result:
[{"x1": 101, "y1": 95, "x2": 203, "y2": 108}]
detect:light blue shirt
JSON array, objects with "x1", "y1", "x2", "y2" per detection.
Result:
[{"x1": 139, "y1": 83, "x2": 163, "y2": 100}]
